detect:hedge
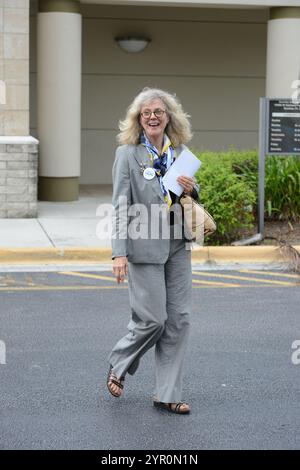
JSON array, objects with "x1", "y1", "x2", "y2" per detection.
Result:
[{"x1": 193, "y1": 148, "x2": 300, "y2": 244}]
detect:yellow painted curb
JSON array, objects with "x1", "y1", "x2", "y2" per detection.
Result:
[
  {"x1": 192, "y1": 245, "x2": 300, "y2": 264},
  {"x1": 0, "y1": 247, "x2": 112, "y2": 264},
  {"x1": 0, "y1": 245, "x2": 299, "y2": 265}
]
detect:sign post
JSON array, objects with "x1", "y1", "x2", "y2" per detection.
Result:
[{"x1": 233, "y1": 98, "x2": 300, "y2": 246}]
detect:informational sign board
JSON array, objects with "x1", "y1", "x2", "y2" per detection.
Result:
[
  {"x1": 258, "y1": 98, "x2": 300, "y2": 240},
  {"x1": 234, "y1": 98, "x2": 300, "y2": 245},
  {"x1": 268, "y1": 99, "x2": 300, "y2": 154}
]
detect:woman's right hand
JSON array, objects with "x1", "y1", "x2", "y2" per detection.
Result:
[{"x1": 112, "y1": 256, "x2": 128, "y2": 284}]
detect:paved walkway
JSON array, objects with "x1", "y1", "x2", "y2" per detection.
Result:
[{"x1": 0, "y1": 185, "x2": 113, "y2": 249}]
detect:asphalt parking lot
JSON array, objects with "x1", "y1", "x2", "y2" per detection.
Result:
[{"x1": 0, "y1": 269, "x2": 300, "y2": 450}]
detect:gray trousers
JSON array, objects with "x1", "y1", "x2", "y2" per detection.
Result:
[{"x1": 108, "y1": 235, "x2": 192, "y2": 403}]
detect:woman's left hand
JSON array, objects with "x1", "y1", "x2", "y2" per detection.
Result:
[{"x1": 177, "y1": 175, "x2": 195, "y2": 195}]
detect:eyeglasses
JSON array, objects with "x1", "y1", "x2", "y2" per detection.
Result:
[{"x1": 140, "y1": 108, "x2": 166, "y2": 119}]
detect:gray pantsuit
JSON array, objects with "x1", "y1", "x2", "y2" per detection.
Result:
[
  {"x1": 108, "y1": 144, "x2": 198, "y2": 403},
  {"x1": 108, "y1": 229, "x2": 192, "y2": 403}
]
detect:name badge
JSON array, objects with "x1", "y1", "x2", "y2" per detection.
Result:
[{"x1": 143, "y1": 167, "x2": 156, "y2": 180}]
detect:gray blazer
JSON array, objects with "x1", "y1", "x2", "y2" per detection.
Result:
[{"x1": 111, "y1": 143, "x2": 199, "y2": 264}]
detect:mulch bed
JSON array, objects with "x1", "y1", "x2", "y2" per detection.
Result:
[{"x1": 235, "y1": 220, "x2": 300, "y2": 245}]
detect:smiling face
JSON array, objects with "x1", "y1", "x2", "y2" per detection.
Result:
[{"x1": 139, "y1": 98, "x2": 169, "y2": 145}]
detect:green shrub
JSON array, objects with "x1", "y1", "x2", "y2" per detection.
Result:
[
  {"x1": 193, "y1": 150, "x2": 256, "y2": 244},
  {"x1": 265, "y1": 156, "x2": 300, "y2": 221},
  {"x1": 193, "y1": 148, "x2": 300, "y2": 244}
]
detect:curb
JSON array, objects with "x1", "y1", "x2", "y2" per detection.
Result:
[
  {"x1": 0, "y1": 245, "x2": 299, "y2": 265},
  {"x1": 0, "y1": 247, "x2": 112, "y2": 265},
  {"x1": 192, "y1": 245, "x2": 300, "y2": 264}
]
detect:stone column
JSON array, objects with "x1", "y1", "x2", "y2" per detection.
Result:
[
  {"x1": 266, "y1": 7, "x2": 300, "y2": 98},
  {"x1": 37, "y1": 0, "x2": 81, "y2": 201},
  {"x1": 0, "y1": 0, "x2": 39, "y2": 218}
]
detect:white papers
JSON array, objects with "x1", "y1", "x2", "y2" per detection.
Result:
[{"x1": 162, "y1": 148, "x2": 201, "y2": 197}]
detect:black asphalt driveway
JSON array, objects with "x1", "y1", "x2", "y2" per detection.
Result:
[{"x1": 0, "y1": 269, "x2": 299, "y2": 450}]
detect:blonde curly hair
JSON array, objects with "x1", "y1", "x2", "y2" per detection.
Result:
[{"x1": 117, "y1": 87, "x2": 193, "y2": 147}]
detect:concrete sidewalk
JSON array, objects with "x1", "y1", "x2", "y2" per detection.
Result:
[
  {"x1": 0, "y1": 185, "x2": 299, "y2": 268},
  {"x1": 0, "y1": 185, "x2": 113, "y2": 249}
]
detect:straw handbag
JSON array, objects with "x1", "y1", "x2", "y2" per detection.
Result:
[{"x1": 180, "y1": 194, "x2": 216, "y2": 244}]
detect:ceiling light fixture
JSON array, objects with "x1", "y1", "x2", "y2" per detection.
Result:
[{"x1": 115, "y1": 37, "x2": 151, "y2": 53}]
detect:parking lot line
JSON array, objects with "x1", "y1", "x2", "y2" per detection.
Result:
[
  {"x1": 58, "y1": 271, "x2": 126, "y2": 283},
  {"x1": 0, "y1": 270, "x2": 299, "y2": 293},
  {"x1": 0, "y1": 285, "x2": 127, "y2": 292},
  {"x1": 192, "y1": 278, "x2": 241, "y2": 287},
  {"x1": 192, "y1": 271, "x2": 300, "y2": 286},
  {"x1": 0, "y1": 283, "x2": 298, "y2": 292},
  {"x1": 239, "y1": 269, "x2": 300, "y2": 279}
]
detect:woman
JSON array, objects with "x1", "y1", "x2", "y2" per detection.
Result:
[{"x1": 107, "y1": 87, "x2": 199, "y2": 414}]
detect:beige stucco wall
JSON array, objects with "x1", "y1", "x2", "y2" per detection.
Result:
[
  {"x1": 29, "y1": 1, "x2": 268, "y2": 184},
  {"x1": 1, "y1": 0, "x2": 30, "y2": 136}
]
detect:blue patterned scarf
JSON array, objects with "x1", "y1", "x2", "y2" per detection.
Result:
[{"x1": 140, "y1": 132, "x2": 175, "y2": 207}]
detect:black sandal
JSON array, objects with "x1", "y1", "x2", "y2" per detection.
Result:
[
  {"x1": 153, "y1": 399, "x2": 190, "y2": 414},
  {"x1": 107, "y1": 365, "x2": 125, "y2": 397}
]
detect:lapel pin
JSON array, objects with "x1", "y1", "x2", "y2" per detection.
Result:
[{"x1": 143, "y1": 167, "x2": 156, "y2": 180}]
